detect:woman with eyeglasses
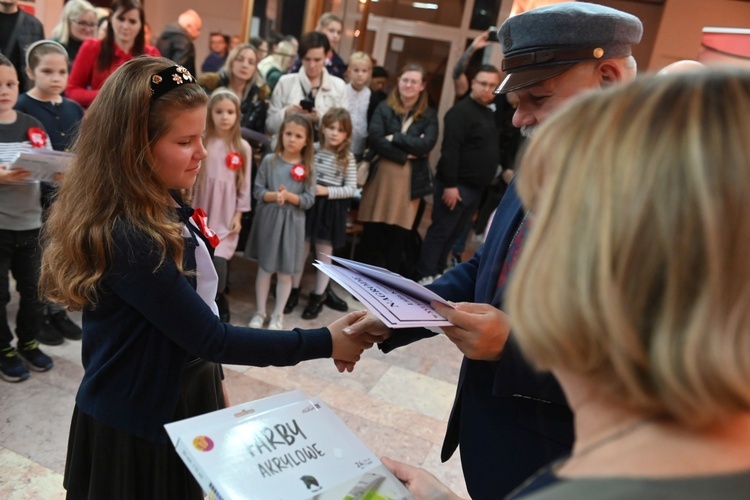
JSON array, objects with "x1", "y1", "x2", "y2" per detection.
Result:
[
  {"x1": 51, "y1": 0, "x2": 98, "y2": 65},
  {"x1": 356, "y1": 63, "x2": 438, "y2": 276},
  {"x1": 66, "y1": 0, "x2": 159, "y2": 108}
]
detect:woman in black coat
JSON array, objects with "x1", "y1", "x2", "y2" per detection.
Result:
[{"x1": 357, "y1": 63, "x2": 439, "y2": 274}]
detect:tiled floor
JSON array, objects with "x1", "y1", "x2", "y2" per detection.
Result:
[{"x1": 1, "y1": 224, "x2": 479, "y2": 498}]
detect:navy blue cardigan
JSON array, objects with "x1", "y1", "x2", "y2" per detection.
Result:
[{"x1": 76, "y1": 215, "x2": 331, "y2": 443}]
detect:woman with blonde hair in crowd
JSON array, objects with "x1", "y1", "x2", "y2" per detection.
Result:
[
  {"x1": 257, "y1": 40, "x2": 296, "y2": 91},
  {"x1": 356, "y1": 63, "x2": 438, "y2": 276},
  {"x1": 50, "y1": 0, "x2": 98, "y2": 64},
  {"x1": 383, "y1": 68, "x2": 750, "y2": 499},
  {"x1": 199, "y1": 43, "x2": 269, "y2": 138}
]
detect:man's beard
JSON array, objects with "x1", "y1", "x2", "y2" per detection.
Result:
[{"x1": 520, "y1": 126, "x2": 536, "y2": 138}]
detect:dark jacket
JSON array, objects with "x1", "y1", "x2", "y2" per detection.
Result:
[
  {"x1": 436, "y1": 96, "x2": 499, "y2": 189},
  {"x1": 0, "y1": 9, "x2": 44, "y2": 92},
  {"x1": 156, "y1": 24, "x2": 196, "y2": 76},
  {"x1": 75, "y1": 206, "x2": 332, "y2": 444},
  {"x1": 379, "y1": 183, "x2": 574, "y2": 499},
  {"x1": 199, "y1": 70, "x2": 269, "y2": 135},
  {"x1": 367, "y1": 101, "x2": 439, "y2": 199}
]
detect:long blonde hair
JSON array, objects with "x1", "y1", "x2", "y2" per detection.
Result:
[
  {"x1": 221, "y1": 43, "x2": 264, "y2": 97},
  {"x1": 40, "y1": 57, "x2": 208, "y2": 310},
  {"x1": 201, "y1": 89, "x2": 248, "y2": 191},
  {"x1": 51, "y1": 0, "x2": 96, "y2": 44},
  {"x1": 508, "y1": 68, "x2": 750, "y2": 428}
]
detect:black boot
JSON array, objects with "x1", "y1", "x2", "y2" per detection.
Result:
[
  {"x1": 216, "y1": 293, "x2": 230, "y2": 323},
  {"x1": 284, "y1": 288, "x2": 300, "y2": 314},
  {"x1": 324, "y1": 284, "x2": 348, "y2": 312},
  {"x1": 48, "y1": 310, "x2": 82, "y2": 340},
  {"x1": 302, "y1": 293, "x2": 325, "y2": 320}
]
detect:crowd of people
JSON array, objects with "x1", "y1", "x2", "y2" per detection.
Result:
[{"x1": 3, "y1": 0, "x2": 750, "y2": 498}]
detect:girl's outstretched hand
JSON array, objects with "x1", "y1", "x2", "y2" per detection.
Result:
[{"x1": 328, "y1": 310, "x2": 374, "y2": 370}]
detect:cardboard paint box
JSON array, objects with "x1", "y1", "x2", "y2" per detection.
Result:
[{"x1": 165, "y1": 390, "x2": 413, "y2": 500}]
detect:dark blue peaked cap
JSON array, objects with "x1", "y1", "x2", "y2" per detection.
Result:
[{"x1": 495, "y1": 2, "x2": 643, "y2": 94}]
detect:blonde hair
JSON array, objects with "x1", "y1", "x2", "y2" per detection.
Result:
[
  {"x1": 40, "y1": 57, "x2": 208, "y2": 310},
  {"x1": 507, "y1": 68, "x2": 750, "y2": 428},
  {"x1": 320, "y1": 107, "x2": 352, "y2": 173},
  {"x1": 221, "y1": 43, "x2": 264, "y2": 95},
  {"x1": 201, "y1": 89, "x2": 248, "y2": 191},
  {"x1": 275, "y1": 114, "x2": 315, "y2": 187},
  {"x1": 317, "y1": 12, "x2": 342, "y2": 29},
  {"x1": 51, "y1": 0, "x2": 96, "y2": 44},
  {"x1": 348, "y1": 51, "x2": 372, "y2": 70},
  {"x1": 258, "y1": 40, "x2": 295, "y2": 78}
]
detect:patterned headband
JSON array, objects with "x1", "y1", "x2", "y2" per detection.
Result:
[{"x1": 150, "y1": 65, "x2": 196, "y2": 100}]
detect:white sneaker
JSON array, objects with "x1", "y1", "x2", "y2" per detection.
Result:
[
  {"x1": 268, "y1": 314, "x2": 283, "y2": 330},
  {"x1": 248, "y1": 312, "x2": 266, "y2": 328}
]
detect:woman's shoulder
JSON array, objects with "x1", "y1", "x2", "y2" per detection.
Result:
[
  {"x1": 323, "y1": 71, "x2": 347, "y2": 92},
  {"x1": 422, "y1": 106, "x2": 438, "y2": 119},
  {"x1": 274, "y1": 72, "x2": 299, "y2": 90},
  {"x1": 80, "y1": 38, "x2": 101, "y2": 50},
  {"x1": 75, "y1": 38, "x2": 101, "y2": 57},
  {"x1": 144, "y1": 45, "x2": 161, "y2": 57}
]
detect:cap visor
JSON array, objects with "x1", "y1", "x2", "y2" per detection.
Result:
[{"x1": 495, "y1": 63, "x2": 576, "y2": 94}]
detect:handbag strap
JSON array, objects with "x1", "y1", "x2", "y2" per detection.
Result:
[
  {"x1": 2, "y1": 11, "x2": 25, "y2": 59},
  {"x1": 401, "y1": 114, "x2": 415, "y2": 134}
]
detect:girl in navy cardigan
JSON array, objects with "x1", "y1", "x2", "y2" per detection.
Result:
[{"x1": 39, "y1": 57, "x2": 372, "y2": 499}]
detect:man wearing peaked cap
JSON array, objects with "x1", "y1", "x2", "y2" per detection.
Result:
[
  {"x1": 344, "y1": 3, "x2": 643, "y2": 498},
  {"x1": 496, "y1": 1, "x2": 643, "y2": 94}
]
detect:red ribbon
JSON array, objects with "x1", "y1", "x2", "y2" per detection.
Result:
[
  {"x1": 291, "y1": 163, "x2": 306, "y2": 182},
  {"x1": 225, "y1": 152, "x2": 243, "y2": 170},
  {"x1": 191, "y1": 208, "x2": 220, "y2": 248},
  {"x1": 28, "y1": 127, "x2": 47, "y2": 148}
]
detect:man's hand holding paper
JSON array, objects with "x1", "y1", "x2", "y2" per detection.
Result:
[{"x1": 432, "y1": 301, "x2": 510, "y2": 360}]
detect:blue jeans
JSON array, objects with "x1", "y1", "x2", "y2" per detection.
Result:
[
  {"x1": 417, "y1": 180, "x2": 483, "y2": 279},
  {"x1": 0, "y1": 228, "x2": 42, "y2": 347}
]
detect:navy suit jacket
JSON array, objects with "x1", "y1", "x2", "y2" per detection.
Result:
[{"x1": 381, "y1": 182, "x2": 574, "y2": 499}]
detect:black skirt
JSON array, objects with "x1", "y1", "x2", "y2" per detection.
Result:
[
  {"x1": 63, "y1": 359, "x2": 225, "y2": 499},
  {"x1": 305, "y1": 195, "x2": 351, "y2": 249}
]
